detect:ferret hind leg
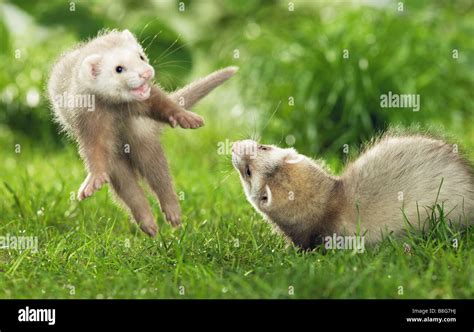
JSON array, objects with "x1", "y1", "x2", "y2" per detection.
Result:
[
  {"x1": 129, "y1": 135, "x2": 181, "y2": 227},
  {"x1": 109, "y1": 155, "x2": 158, "y2": 237}
]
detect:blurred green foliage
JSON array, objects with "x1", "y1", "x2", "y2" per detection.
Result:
[
  {"x1": 0, "y1": 0, "x2": 473, "y2": 155},
  {"x1": 209, "y1": 0, "x2": 474, "y2": 155},
  {"x1": 0, "y1": 0, "x2": 473, "y2": 300}
]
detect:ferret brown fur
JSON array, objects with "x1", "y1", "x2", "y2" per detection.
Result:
[
  {"x1": 232, "y1": 135, "x2": 474, "y2": 250},
  {"x1": 48, "y1": 29, "x2": 237, "y2": 236}
]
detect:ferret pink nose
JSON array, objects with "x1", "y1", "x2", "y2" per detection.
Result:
[{"x1": 140, "y1": 69, "x2": 153, "y2": 80}]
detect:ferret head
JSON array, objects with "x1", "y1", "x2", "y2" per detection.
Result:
[
  {"x1": 79, "y1": 30, "x2": 155, "y2": 103},
  {"x1": 232, "y1": 139, "x2": 337, "y2": 249},
  {"x1": 231, "y1": 139, "x2": 307, "y2": 217}
]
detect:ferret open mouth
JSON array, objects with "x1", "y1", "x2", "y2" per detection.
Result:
[{"x1": 130, "y1": 83, "x2": 151, "y2": 100}]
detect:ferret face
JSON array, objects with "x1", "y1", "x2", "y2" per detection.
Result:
[
  {"x1": 80, "y1": 30, "x2": 155, "y2": 103},
  {"x1": 231, "y1": 139, "x2": 303, "y2": 214}
]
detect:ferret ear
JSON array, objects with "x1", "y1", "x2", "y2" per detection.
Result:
[
  {"x1": 80, "y1": 54, "x2": 102, "y2": 80},
  {"x1": 122, "y1": 29, "x2": 136, "y2": 42},
  {"x1": 284, "y1": 149, "x2": 305, "y2": 164}
]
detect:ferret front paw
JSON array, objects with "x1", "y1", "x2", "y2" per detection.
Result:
[
  {"x1": 77, "y1": 172, "x2": 110, "y2": 201},
  {"x1": 169, "y1": 111, "x2": 204, "y2": 129},
  {"x1": 162, "y1": 203, "x2": 181, "y2": 227}
]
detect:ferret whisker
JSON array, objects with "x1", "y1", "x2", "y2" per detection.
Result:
[
  {"x1": 156, "y1": 41, "x2": 191, "y2": 64},
  {"x1": 157, "y1": 58, "x2": 191, "y2": 63},
  {"x1": 144, "y1": 32, "x2": 162, "y2": 52},
  {"x1": 219, "y1": 169, "x2": 234, "y2": 177},
  {"x1": 138, "y1": 18, "x2": 159, "y2": 39},
  {"x1": 140, "y1": 35, "x2": 152, "y2": 47},
  {"x1": 251, "y1": 108, "x2": 261, "y2": 141},
  {"x1": 248, "y1": 129, "x2": 260, "y2": 143},
  {"x1": 214, "y1": 172, "x2": 233, "y2": 190},
  {"x1": 156, "y1": 72, "x2": 180, "y2": 91},
  {"x1": 261, "y1": 100, "x2": 281, "y2": 134},
  {"x1": 156, "y1": 34, "x2": 182, "y2": 62},
  {"x1": 163, "y1": 42, "x2": 188, "y2": 58},
  {"x1": 155, "y1": 59, "x2": 191, "y2": 67},
  {"x1": 277, "y1": 131, "x2": 285, "y2": 145},
  {"x1": 143, "y1": 32, "x2": 163, "y2": 52},
  {"x1": 156, "y1": 64, "x2": 188, "y2": 71},
  {"x1": 255, "y1": 132, "x2": 262, "y2": 143}
]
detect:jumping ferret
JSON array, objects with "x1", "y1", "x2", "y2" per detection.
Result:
[
  {"x1": 48, "y1": 29, "x2": 237, "y2": 236},
  {"x1": 232, "y1": 135, "x2": 474, "y2": 250}
]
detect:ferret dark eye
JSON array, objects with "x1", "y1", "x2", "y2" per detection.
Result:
[
  {"x1": 245, "y1": 165, "x2": 251, "y2": 177},
  {"x1": 261, "y1": 195, "x2": 268, "y2": 202},
  {"x1": 258, "y1": 145, "x2": 269, "y2": 151},
  {"x1": 115, "y1": 66, "x2": 124, "y2": 73},
  {"x1": 140, "y1": 55, "x2": 145, "y2": 61}
]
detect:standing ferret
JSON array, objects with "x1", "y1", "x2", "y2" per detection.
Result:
[
  {"x1": 232, "y1": 135, "x2": 474, "y2": 250},
  {"x1": 48, "y1": 29, "x2": 237, "y2": 236}
]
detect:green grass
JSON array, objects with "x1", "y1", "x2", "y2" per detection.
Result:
[
  {"x1": 0, "y1": 0, "x2": 472, "y2": 300},
  {"x1": 0, "y1": 111, "x2": 473, "y2": 299}
]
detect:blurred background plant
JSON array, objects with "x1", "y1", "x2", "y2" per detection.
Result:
[
  {"x1": 0, "y1": 0, "x2": 473, "y2": 300},
  {"x1": 0, "y1": 0, "x2": 473, "y2": 159}
]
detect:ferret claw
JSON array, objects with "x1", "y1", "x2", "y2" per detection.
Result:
[
  {"x1": 140, "y1": 221, "x2": 158, "y2": 237},
  {"x1": 168, "y1": 116, "x2": 178, "y2": 128},
  {"x1": 77, "y1": 172, "x2": 110, "y2": 201},
  {"x1": 162, "y1": 204, "x2": 181, "y2": 227}
]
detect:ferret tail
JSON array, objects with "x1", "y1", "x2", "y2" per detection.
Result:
[{"x1": 169, "y1": 66, "x2": 238, "y2": 109}]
